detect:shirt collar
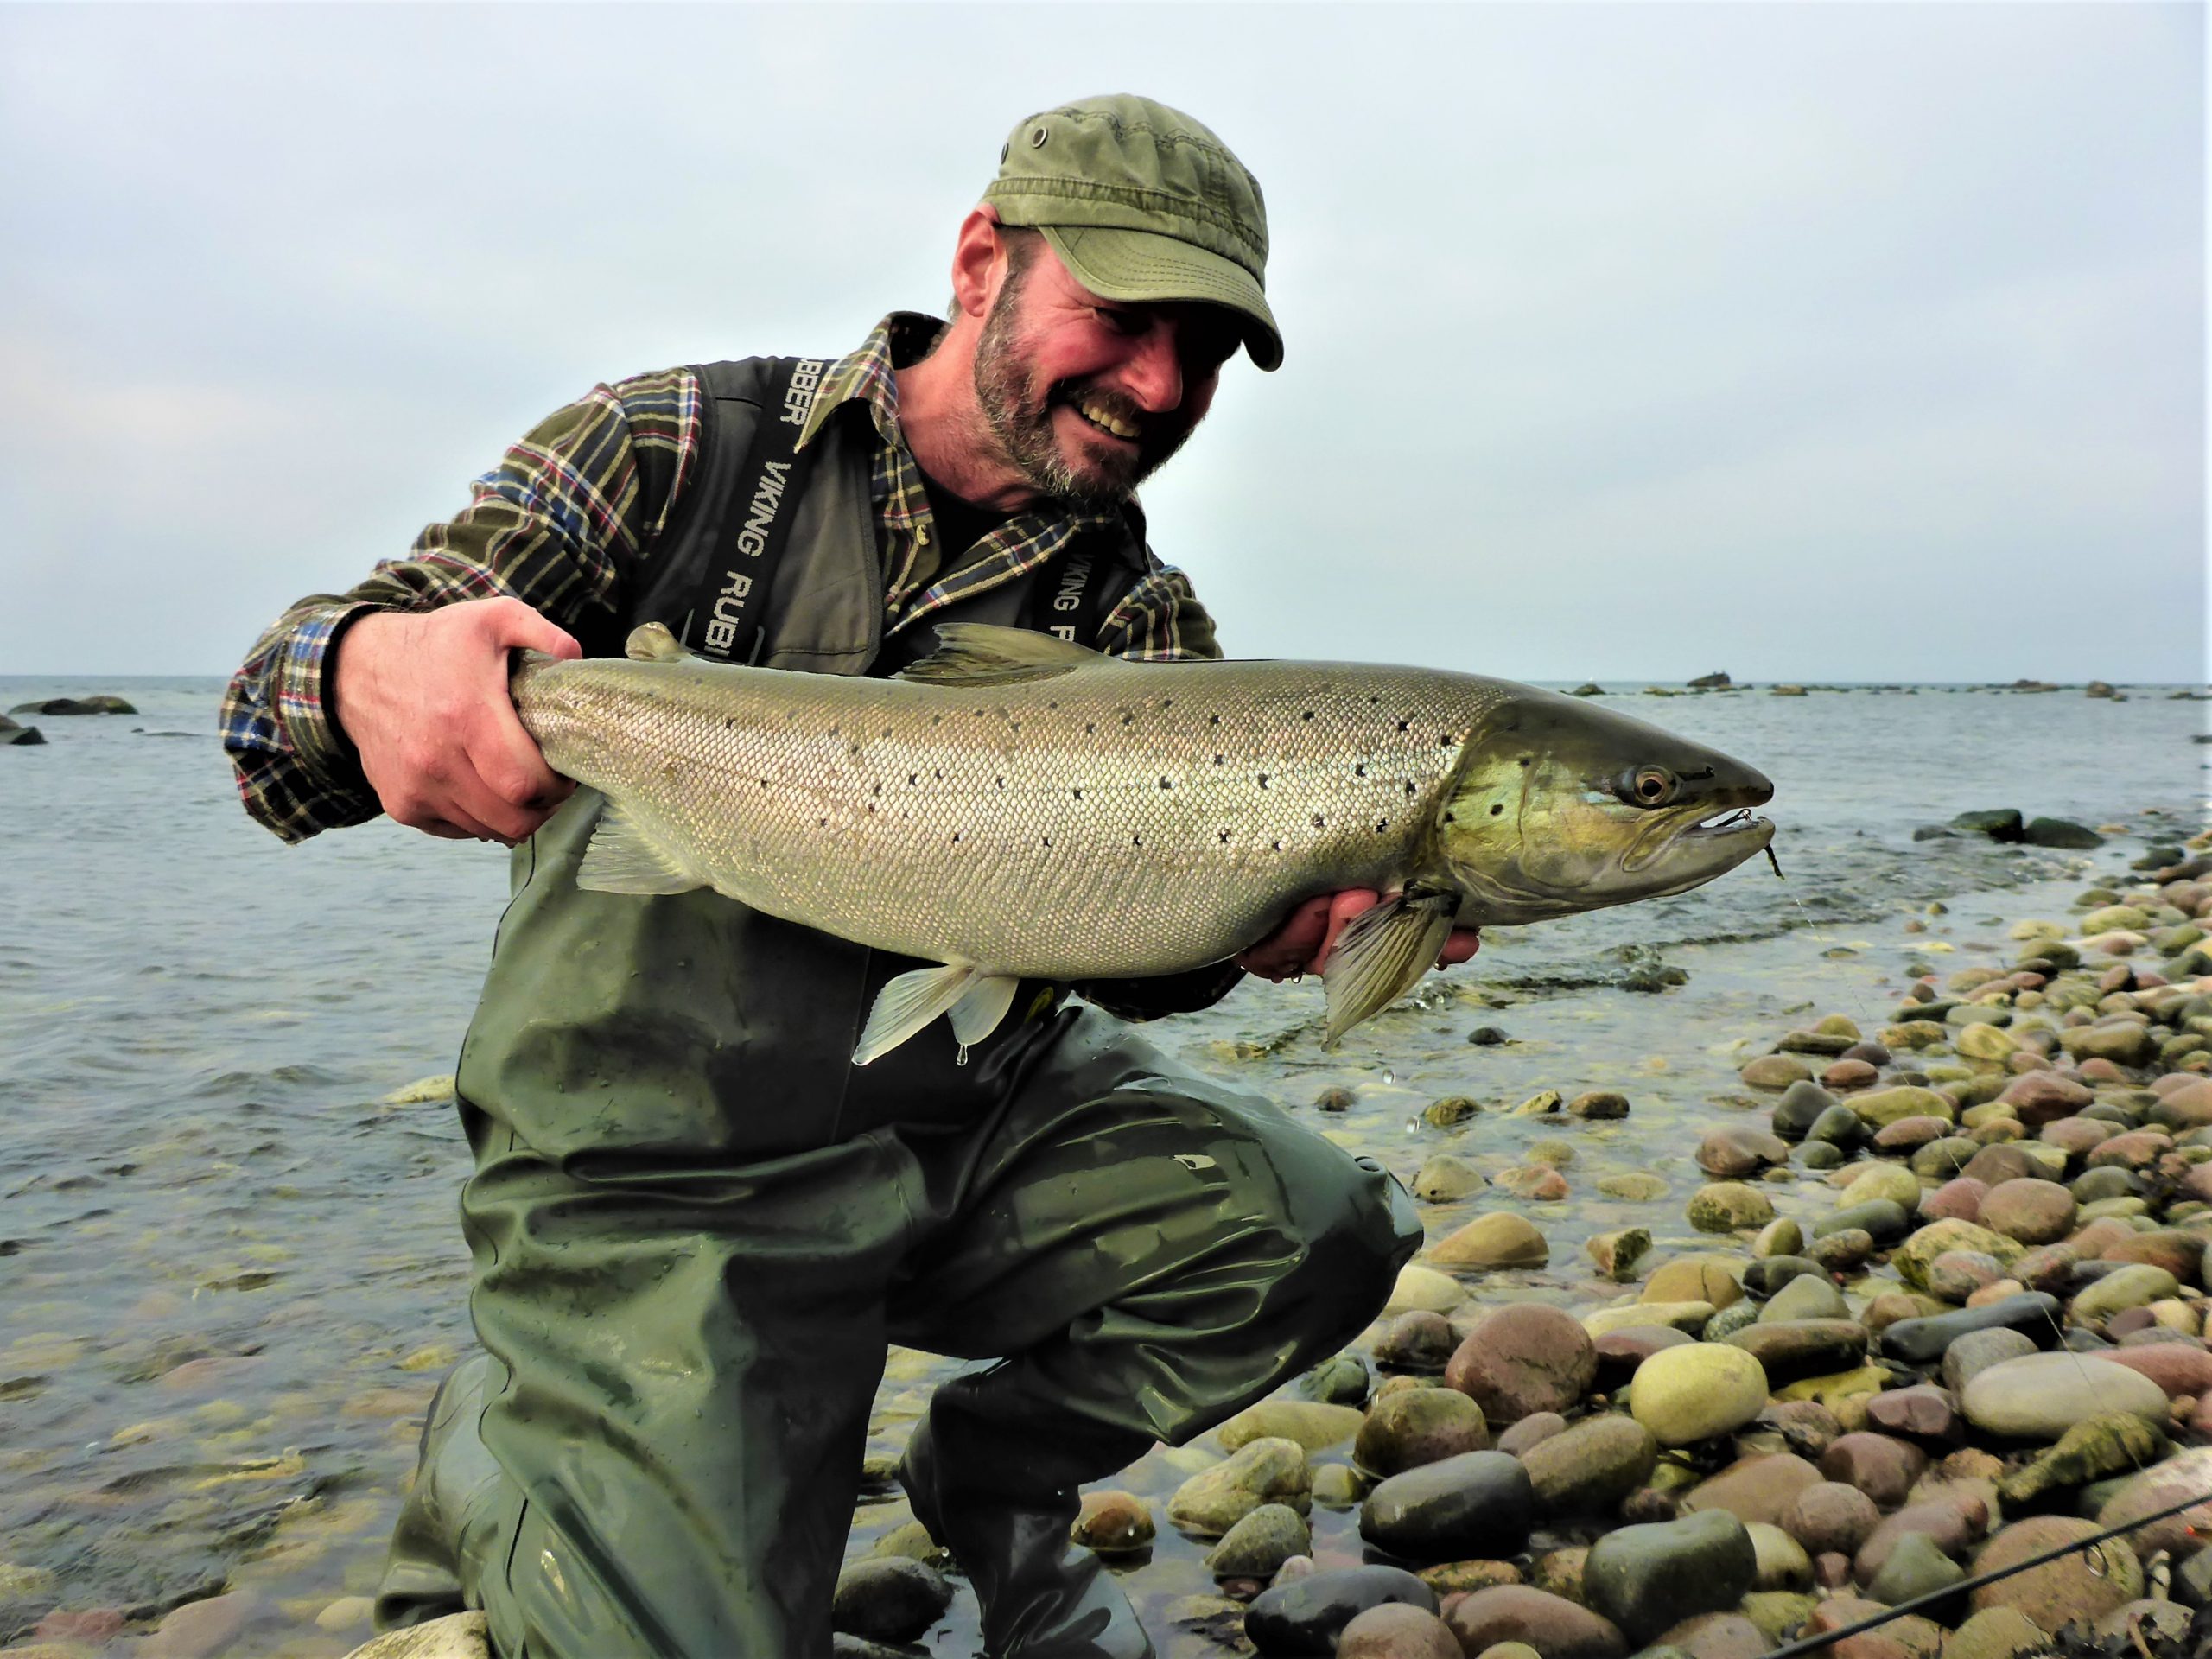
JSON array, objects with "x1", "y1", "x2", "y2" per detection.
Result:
[{"x1": 798, "y1": 311, "x2": 940, "y2": 451}]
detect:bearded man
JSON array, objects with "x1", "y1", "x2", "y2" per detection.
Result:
[{"x1": 225, "y1": 94, "x2": 1472, "y2": 1659}]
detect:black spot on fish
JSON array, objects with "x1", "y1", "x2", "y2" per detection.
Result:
[
  {"x1": 909, "y1": 774, "x2": 918, "y2": 785},
  {"x1": 1159, "y1": 778, "x2": 1172, "y2": 790},
  {"x1": 1270, "y1": 840, "x2": 1281, "y2": 852},
  {"x1": 1208, "y1": 714, "x2": 1220, "y2": 725},
  {"x1": 1354, "y1": 763, "x2": 1366, "y2": 777},
  {"x1": 1395, "y1": 719, "x2": 1409, "y2": 732},
  {"x1": 1132, "y1": 833, "x2": 1142, "y2": 846},
  {"x1": 872, "y1": 783, "x2": 882, "y2": 796},
  {"x1": 1218, "y1": 830, "x2": 1230, "y2": 843},
  {"x1": 1312, "y1": 814, "x2": 1325, "y2": 828},
  {"x1": 1490, "y1": 804, "x2": 1503, "y2": 817},
  {"x1": 1301, "y1": 710, "x2": 1314, "y2": 721},
  {"x1": 1403, "y1": 781, "x2": 1416, "y2": 796},
  {"x1": 1376, "y1": 819, "x2": 1389, "y2": 832},
  {"x1": 1072, "y1": 787, "x2": 1083, "y2": 799},
  {"x1": 1258, "y1": 773, "x2": 1270, "y2": 788},
  {"x1": 1119, "y1": 713, "x2": 1134, "y2": 726},
  {"x1": 1518, "y1": 757, "x2": 1533, "y2": 767},
  {"x1": 1084, "y1": 721, "x2": 1096, "y2": 734},
  {"x1": 995, "y1": 777, "x2": 1005, "y2": 789}
]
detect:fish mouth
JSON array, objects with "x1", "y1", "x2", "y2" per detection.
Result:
[{"x1": 1624, "y1": 801, "x2": 1777, "y2": 876}]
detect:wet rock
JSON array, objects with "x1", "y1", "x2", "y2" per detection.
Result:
[
  {"x1": 1698, "y1": 1126, "x2": 1790, "y2": 1179},
  {"x1": 1643, "y1": 1255, "x2": 1745, "y2": 1309},
  {"x1": 1071, "y1": 1490, "x2": 1155, "y2": 1554},
  {"x1": 1496, "y1": 1412, "x2": 1566, "y2": 1457},
  {"x1": 1760, "y1": 1274, "x2": 1847, "y2": 1324},
  {"x1": 1853, "y1": 1494, "x2": 1987, "y2": 1582},
  {"x1": 1688, "y1": 1183, "x2": 1775, "y2": 1233},
  {"x1": 1757, "y1": 1400, "x2": 1842, "y2": 1460},
  {"x1": 1924, "y1": 1250, "x2": 2007, "y2": 1303},
  {"x1": 1630, "y1": 1344, "x2": 1769, "y2": 1447},
  {"x1": 1357, "y1": 1387, "x2": 1491, "y2": 1476},
  {"x1": 1244, "y1": 1565, "x2": 1438, "y2": 1656},
  {"x1": 1746, "y1": 1522, "x2": 1813, "y2": 1591},
  {"x1": 1817, "y1": 1433, "x2": 1929, "y2": 1509},
  {"x1": 1743, "y1": 1256, "x2": 1826, "y2": 1299},
  {"x1": 1445, "y1": 1306, "x2": 1597, "y2": 1423},
  {"x1": 1411, "y1": 1155, "x2": 1488, "y2": 1202},
  {"x1": 1961, "y1": 1352, "x2": 2169, "y2": 1440},
  {"x1": 1840, "y1": 1163, "x2": 1923, "y2": 1211},
  {"x1": 1751, "y1": 1219, "x2": 1804, "y2": 1258},
  {"x1": 1942, "y1": 1606, "x2": 2048, "y2": 1659},
  {"x1": 2102, "y1": 1229, "x2": 2205, "y2": 1281},
  {"x1": 1743, "y1": 1057, "x2": 1813, "y2": 1090},
  {"x1": 1704, "y1": 1300, "x2": 1759, "y2": 1341},
  {"x1": 1878, "y1": 1294, "x2": 2061, "y2": 1367},
  {"x1": 1781, "y1": 1481, "x2": 1880, "y2": 1554},
  {"x1": 1222, "y1": 1401, "x2": 1368, "y2": 1453},
  {"x1": 144, "y1": 1593, "x2": 276, "y2": 1659},
  {"x1": 1592, "y1": 1327, "x2": 1692, "y2": 1392},
  {"x1": 1571, "y1": 1091, "x2": 1632, "y2": 1120},
  {"x1": 1587, "y1": 1228, "x2": 1651, "y2": 1281},
  {"x1": 1852, "y1": 1087, "x2": 1955, "y2": 1130},
  {"x1": 2093, "y1": 1446, "x2": 2212, "y2": 1556},
  {"x1": 1169, "y1": 1437, "x2": 1313, "y2": 1535},
  {"x1": 1808, "y1": 1104, "x2": 1871, "y2": 1147},
  {"x1": 2071, "y1": 1263, "x2": 2180, "y2": 1323},
  {"x1": 1657, "y1": 1612, "x2": 1769, "y2": 1659},
  {"x1": 1678, "y1": 1453, "x2": 1823, "y2": 1528},
  {"x1": 1770, "y1": 1364, "x2": 1889, "y2": 1414},
  {"x1": 1866, "y1": 1530, "x2": 1964, "y2": 1607},
  {"x1": 1919, "y1": 1179, "x2": 1987, "y2": 1228},
  {"x1": 1860, "y1": 1386, "x2": 1960, "y2": 1445},
  {"x1": 1597, "y1": 1173, "x2": 1669, "y2": 1202},
  {"x1": 1968, "y1": 1516, "x2": 2140, "y2": 1631},
  {"x1": 1337, "y1": 1603, "x2": 1462, "y2": 1657},
  {"x1": 1495, "y1": 1165, "x2": 1570, "y2": 1201},
  {"x1": 1415, "y1": 1560, "x2": 1522, "y2": 1595},
  {"x1": 1586, "y1": 1301, "x2": 1714, "y2": 1338},
  {"x1": 1814, "y1": 1205, "x2": 1910, "y2": 1248},
  {"x1": 1520, "y1": 1414, "x2": 1659, "y2": 1516},
  {"x1": 342, "y1": 1614, "x2": 492, "y2": 1658},
  {"x1": 1442, "y1": 1586, "x2": 1628, "y2": 1659},
  {"x1": 1359, "y1": 1451, "x2": 1535, "y2": 1562},
  {"x1": 1428, "y1": 1214, "x2": 1548, "y2": 1270},
  {"x1": 1772, "y1": 1081, "x2": 1840, "y2": 1140},
  {"x1": 1206, "y1": 1503, "x2": 1312, "y2": 1579},
  {"x1": 1376, "y1": 1312, "x2": 1459, "y2": 1373},
  {"x1": 1996, "y1": 1414, "x2": 2164, "y2": 1504},
  {"x1": 1582, "y1": 1510, "x2": 1758, "y2": 1643},
  {"x1": 1937, "y1": 1336, "x2": 2035, "y2": 1397},
  {"x1": 831, "y1": 1558, "x2": 953, "y2": 1643},
  {"x1": 1721, "y1": 1320, "x2": 1868, "y2": 1384},
  {"x1": 1892, "y1": 1221, "x2": 2022, "y2": 1292},
  {"x1": 1976, "y1": 1180, "x2": 2076, "y2": 1245},
  {"x1": 1301, "y1": 1354, "x2": 1374, "y2": 1406},
  {"x1": 1999, "y1": 1071, "x2": 2094, "y2": 1127}
]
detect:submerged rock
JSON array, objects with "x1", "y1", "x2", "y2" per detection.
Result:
[{"x1": 1583, "y1": 1510, "x2": 1756, "y2": 1644}]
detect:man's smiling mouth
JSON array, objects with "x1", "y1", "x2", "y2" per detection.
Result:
[{"x1": 1074, "y1": 401, "x2": 1141, "y2": 441}]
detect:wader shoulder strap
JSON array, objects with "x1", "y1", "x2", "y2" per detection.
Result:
[
  {"x1": 680, "y1": 355, "x2": 832, "y2": 663},
  {"x1": 1019, "y1": 499, "x2": 1147, "y2": 648}
]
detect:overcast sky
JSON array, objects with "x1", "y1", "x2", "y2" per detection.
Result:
[{"x1": 0, "y1": 3, "x2": 2201, "y2": 683}]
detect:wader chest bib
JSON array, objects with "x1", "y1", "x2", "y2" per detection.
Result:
[{"x1": 397, "y1": 355, "x2": 1424, "y2": 1659}]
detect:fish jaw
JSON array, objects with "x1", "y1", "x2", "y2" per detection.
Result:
[{"x1": 1431, "y1": 689, "x2": 1776, "y2": 925}]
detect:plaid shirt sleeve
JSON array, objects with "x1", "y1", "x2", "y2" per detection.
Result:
[
  {"x1": 221, "y1": 368, "x2": 702, "y2": 842},
  {"x1": 1096, "y1": 560, "x2": 1223, "y2": 664}
]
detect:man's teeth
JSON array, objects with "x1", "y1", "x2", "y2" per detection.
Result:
[{"x1": 1077, "y1": 403, "x2": 1140, "y2": 440}]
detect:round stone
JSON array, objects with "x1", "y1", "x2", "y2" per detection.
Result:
[
  {"x1": 1355, "y1": 1386, "x2": 1491, "y2": 1477},
  {"x1": 1969, "y1": 1516, "x2": 2141, "y2": 1631},
  {"x1": 1445, "y1": 1306, "x2": 1598, "y2": 1424},
  {"x1": 1630, "y1": 1344, "x2": 1769, "y2": 1447},
  {"x1": 1960, "y1": 1353, "x2": 2170, "y2": 1440}
]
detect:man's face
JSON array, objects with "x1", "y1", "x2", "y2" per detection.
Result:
[{"x1": 970, "y1": 237, "x2": 1239, "y2": 508}]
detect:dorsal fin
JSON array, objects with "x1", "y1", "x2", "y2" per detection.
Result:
[
  {"x1": 895, "y1": 624, "x2": 1103, "y2": 686},
  {"x1": 626, "y1": 622, "x2": 697, "y2": 664}
]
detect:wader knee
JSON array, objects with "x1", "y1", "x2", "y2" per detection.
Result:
[{"x1": 375, "y1": 1354, "x2": 511, "y2": 1632}]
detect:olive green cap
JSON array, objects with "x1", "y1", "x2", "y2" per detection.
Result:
[{"x1": 983, "y1": 94, "x2": 1281, "y2": 371}]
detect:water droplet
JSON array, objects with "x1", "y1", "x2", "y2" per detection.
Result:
[
  {"x1": 955, "y1": 1045, "x2": 969, "y2": 1068},
  {"x1": 1382, "y1": 1067, "x2": 1395, "y2": 1084}
]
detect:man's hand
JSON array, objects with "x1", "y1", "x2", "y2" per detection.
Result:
[
  {"x1": 332, "y1": 597, "x2": 582, "y2": 842},
  {"x1": 1236, "y1": 889, "x2": 1480, "y2": 982}
]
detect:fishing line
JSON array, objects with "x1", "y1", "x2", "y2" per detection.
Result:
[
  {"x1": 1758, "y1": 1482, "x2": 2212, "y2": 1657},
  {"x1": 1761, "y1": 854, "x2": 2168, "y2": 1639}
]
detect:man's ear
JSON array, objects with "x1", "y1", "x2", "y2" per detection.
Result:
[{"x1": 950, "y1": 206, "x2": 1005, "y2": 321}]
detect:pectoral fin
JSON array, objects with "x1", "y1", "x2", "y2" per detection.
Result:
[
  {"x1": 1320, "y1": 890, "x2": 1458, "y2": 1048},
  {"x1": 576, "y1": 801, "x2": 706, "y2": 896}
]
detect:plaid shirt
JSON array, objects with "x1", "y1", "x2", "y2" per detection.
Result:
[{"x1": 223, "y1": 313, "x2": 1223, "y2": 843}]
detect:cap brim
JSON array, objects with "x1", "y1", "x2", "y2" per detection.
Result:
[{"x1": 1040, "y1": 224, "x2": 1283, "y2": 372}]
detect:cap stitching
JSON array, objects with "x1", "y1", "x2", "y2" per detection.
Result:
[{"x1": 984, "y1": 177, "x2": 1264, "y2": 257}]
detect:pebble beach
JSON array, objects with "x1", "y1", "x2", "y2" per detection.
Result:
[{"x1": 2, "y1": 677, "x2": 2208, "y2": 1659}]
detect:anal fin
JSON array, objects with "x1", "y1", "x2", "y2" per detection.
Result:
[
  {"x1": 575, "y1": 801, "x2": 704, "y2": 896},
  {"x1": 1320, "y1": 889, "x2": 1457, "y2": 1048}
]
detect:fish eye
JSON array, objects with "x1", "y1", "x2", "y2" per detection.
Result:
[{"x1": 1620, "y1": 766, "x2": 1678, "y2": 807}]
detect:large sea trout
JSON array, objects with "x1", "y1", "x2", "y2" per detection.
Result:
[{"x1": 512, "y1": 624, "x2": 1776, "y2": 1063}]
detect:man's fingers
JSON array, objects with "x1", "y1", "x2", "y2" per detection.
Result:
[
  {"x1": 1311, "y1": 890, "x2": 1382, "y2": 976},
  {"x1": 1437, "y1": 928, "x2": 1481, "y2": 969},
  {"x1": 480, "y1": 596, "x2": 582, "y2": 661}
]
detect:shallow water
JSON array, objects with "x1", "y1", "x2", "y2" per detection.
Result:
[{"x1": 0, "y1": 676, "x2": 2203, "y2": 1651}]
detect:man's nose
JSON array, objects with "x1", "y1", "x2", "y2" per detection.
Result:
[{"x1": 1118, "y1": 324, "x2": 1184, "y2": 414}]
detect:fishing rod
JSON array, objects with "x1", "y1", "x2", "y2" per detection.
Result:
[{"x1": 1758, "y1": 1483, "x2": 2212, "y2": 1657}]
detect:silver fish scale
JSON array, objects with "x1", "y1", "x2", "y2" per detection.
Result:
[{"x1": 520, "y1": 656, "x2": 1520, "y2": 979}]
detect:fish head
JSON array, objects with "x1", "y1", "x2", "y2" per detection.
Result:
[{"x1": 1433, "y1": 690, "x2": 1775, "y2": 924}]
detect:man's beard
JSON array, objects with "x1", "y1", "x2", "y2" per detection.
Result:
[{"x1": 970, "y1": 285, "x2": 1194, "y2": 510}]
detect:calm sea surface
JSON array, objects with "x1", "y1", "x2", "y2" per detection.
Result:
[{"x1": 0, "y1": 674, "x2": 2205, "y2": 1649}]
